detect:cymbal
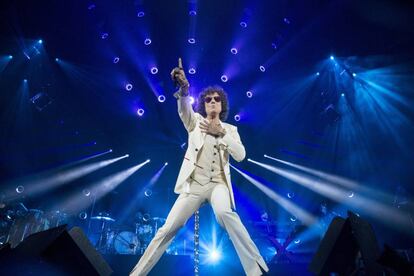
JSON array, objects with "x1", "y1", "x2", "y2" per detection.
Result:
[
  {"x1": 152, "y1": 217, "x2": 166, "y2": 222},
  {"x1": 91, "y1": 216, "x2": 115, "y2": 222}
]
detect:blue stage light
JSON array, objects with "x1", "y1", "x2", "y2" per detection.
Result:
[
  {"x1": 246, "y1": 91, "x2": 253, "y2": 98},
  {"x1": 144, "y1": 38, "x2": 152, "y2": 45},
  {"x1": 87, "y1": 4, "x2": 96, "y2": 10},
  {"x1": 16, "y1": 185, "x2": 25, "y2": 193},
  {"x1": 259, "y1": 65, "x2": 266, "y2": 72},
  {"x1": 330, "y1": 55, "x2": 334, "y2": 60},
  {"x1": 83, "y1": 189, "x2": 91, "y2": 197},
  {"x1": 125, "y1": 83, "x2": 133, "y2": 91},
  {"x1": 352, "y1": 73, "x2": 357, "y2": 77},
  {"x1": 55, "y1": 58, "x2": 59, "y2": 62},
  {"x1": 113, "y1": 57, "x2": 120, "y2": 64},
  {"x1": 341, "y1": 93, "x2": 345, "y2": 97},
  {"x1": 348, "y1": 191, "x2": 354, "y2": 198},
  {"x1": 230, "y1": 48, "x2": 238, "y2": 54},
  {"x1": 287, "y1": 192, "x2": 295, "y2": 199},
  {"x1": 290, "y1": 216, "x2": 297, "y2": 222},
  {"x1": 151, "y1": 67, "x2": 158, "y2": 74},
  {"x1": 164, "y1": 162, "x2": 168, "y2": 166},
  {"x1": 79, "y1": 212, "x2": 88, "y2": 220},
  {"x1": 188, "y1": 68, "x2": 196, "y2": 74},
  {"x1": 188, "y1": 38, "x2": 196, "y2": 44},
  {"x1": 23, "y1": 79, "x2": 27, "y2": 82},
  {"x1": 283, "y1": 17, "x2": 291, "y2": 24},
  {"x1": 220, "y1": 75, "x2": 228, "y2": 82},
  {"x1": 144, "y1": 189, "x2": 152, "y2": 197},
  {"x1": 234, "y1": 114, "x2": 240, "y2": 121},
  {"x1": 210, "y1": 249, "x2": 221, "y2": 262},
  {"x1": 8, "y1": 55, "x2": 13, "y2": 59},
  {"x1": 316, "y1": 72, "x2": 320, "y2": 76},
  {"x1": 240, "y1": 21, "x2": 247, "y2": 28},
  {"x1": 101, "y1": 33, "x2": 108, "y2": 39},
  {"x1": 38, "y1": 39, "x2": 43, "y2": 44},
  {"x1": 158, "y1": 95, "x2": 166, "y2": 102},
  {"x1": 137, "y1": 11, "x2": 145, "y2": 17},
  {"x1": 189, "y1": 96, "x2": 195, "y2": 105},
  {"x1": 137, "y1": 108, "x2": 145, "y2": 116},
  {"x1": 189, "y1": 10, "x2": 197, "y2": 16}
]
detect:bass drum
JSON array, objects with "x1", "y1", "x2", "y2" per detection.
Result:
[{"x1": 111, "y1": 231, "x2": 140, "y2": 254}]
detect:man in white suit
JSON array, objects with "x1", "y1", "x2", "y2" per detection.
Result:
[{"x1": 130, "y1": 58, "x2": 269, "y2": 276}]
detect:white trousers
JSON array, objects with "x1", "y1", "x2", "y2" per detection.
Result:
[{"x1": 130, "y1": 183, "x2": 269, "y2": 276}]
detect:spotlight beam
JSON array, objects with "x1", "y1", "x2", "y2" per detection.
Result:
[
  {"x1": 231, "y1": 164, "x2": 317, "y2": 225},
  {"x1": 8, "y1": 155, "x2": 128, "y2": 198},
  {"x1": 264, "y1": 154, "x2": 397, "y2": 203},
  {"x1": 248, "y1": 159, "x2": 413, "y2": 233},
  {"x1": 54, "y1": 159, "x2": 150, "y2": 212}
]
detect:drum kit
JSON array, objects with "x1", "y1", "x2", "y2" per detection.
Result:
[
  {"x1": 0, "y1": 201, "x2": 167, "y2": 255},
  {"x1": 89, "y1": 212, "x2": 166, "y2": 255},
  {"x1": 1, "y1": 203, "x2": 69, "y2": 248}
]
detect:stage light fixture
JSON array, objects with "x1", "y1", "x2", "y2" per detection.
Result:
[
  {"x1": 16, "y1": 186, "x2": 25, "y2": 193},
  {"x1": 144, "y1": 38, "x2": 152, "y2": 45},
  {"x1": 125, "y1": 83, "x2": 133, "y2": 91},
  {"x1": 220, "y1": 75, "x2": 228, "y2": 82},
  {"x1": 158, "y1": 95, "x2": 166, "y2": 102},
  {"x1": 151, "y1": 67, "x2": 158, "y2": 74},
  {"x1": 137, "y1": 108, "x2": 145, "y2": 116}
]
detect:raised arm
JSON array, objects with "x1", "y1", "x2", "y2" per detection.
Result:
[{"x1": 171, "y1": 58, "x2": 197, "y2": 132}]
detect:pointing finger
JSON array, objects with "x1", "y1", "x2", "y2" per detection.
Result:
[{"x1": 178, "y1": 57, "x2": 183, "y2": 69}]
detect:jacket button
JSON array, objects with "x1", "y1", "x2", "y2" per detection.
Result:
[
  {"x1": 195, "y1": 148, "x2": 198, "y2": 151},
  {"x1": 211, "y1": 169, "x2": 214, "y2": 172},
  {"x1": 212, "y1": 161, "x2": 215, "y2": 163},
  {"x1": 214, "y1": 152, "x2": 217, "y2": 155}
]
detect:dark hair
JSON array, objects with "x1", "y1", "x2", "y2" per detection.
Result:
[{"x1": 196, "y1": 86, "x2": 229, "y2": 121}]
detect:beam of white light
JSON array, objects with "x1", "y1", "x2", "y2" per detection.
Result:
[
  {"x1": 249, "y1": 159, "x2": 413, "y2": 233},
  {"x1": 92, "y1": 159, "x2": 149, "y2": 194},
  {"x1": 148, "y1": 163, "x2": 168, "y2": 186},
  {"x1": 264, "y1": 154, "x2": 397, "y2": 203},
  {"x1": 62, "y1": 149, "x2": 113, "y2": 169},
  {"x1": 209, "y1": 249, "x2": 220, "y2": 262},
  {"x1": 117, "y1": 162, "x2": 166, "y2": 223},
  {"x1": 231, "y1": 165, "x2": 317, "y2": 225},
  {"x1": 264, "y1": 154, "x2": 360, "y2": 189},
  {"x1": 6, "y1": 154, "x2": 128, "y2": 198},
  {"x1": 55, "y1": 159, "x2": 150, "y2": 212},
  {"x1": 30, "y1": 155, "x2": 129, "y2": 194}
]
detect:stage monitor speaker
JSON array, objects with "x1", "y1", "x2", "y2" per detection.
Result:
[
  {"x1": 309, "y1": 211, "x2": 383, "y2": 276},
  {"x1": 0, "y1": 225, "x2": 113, "y2": 276}
]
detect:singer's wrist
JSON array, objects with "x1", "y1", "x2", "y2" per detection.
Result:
[{"x1": 179, "y1": 82, "x2": 189, "y2": 96}]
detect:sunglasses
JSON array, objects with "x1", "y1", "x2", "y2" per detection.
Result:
[{"x1": 204, "y1": 96, "x2": 221, "y2": 103}]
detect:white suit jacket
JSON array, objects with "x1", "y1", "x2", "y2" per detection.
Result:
[{"x1": 173, "y1": 92, "x2": 246, "y2": 210}]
